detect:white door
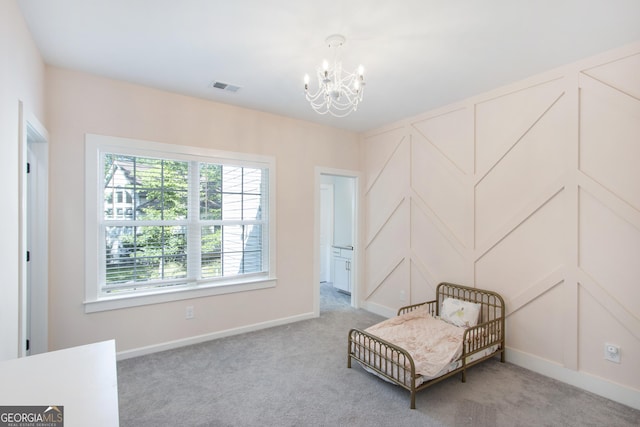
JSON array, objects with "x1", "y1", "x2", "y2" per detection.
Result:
[{"x1": 27, "y1": 145, "x2": 47, "y2": 355}]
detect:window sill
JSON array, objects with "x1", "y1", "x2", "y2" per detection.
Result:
[{"x1": 84, "y1": 277, "x2": 277, "y2": 313}]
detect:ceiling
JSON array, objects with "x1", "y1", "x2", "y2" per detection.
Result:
[{"x1": 17, "y1": 0, "x2": 640, "y2": 133}]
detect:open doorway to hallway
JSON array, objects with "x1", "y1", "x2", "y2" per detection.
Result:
[{"x1": 318, "y1": 173, "x2": 357, "y2": 314}]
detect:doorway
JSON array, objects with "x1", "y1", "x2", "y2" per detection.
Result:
[
  {"x1": 19, "y1": 103, "x2": 49, "y2": 356},
  {"x1": 315, "y1": 169, "x2": 358, "y2": 315},
  {"x1": 320, "y1": 184, "x2": 334, "y2": 284}
]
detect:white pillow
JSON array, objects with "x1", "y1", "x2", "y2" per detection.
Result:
[{"x1": 441, "y1": 298, "x2": 481, "y2": 328}]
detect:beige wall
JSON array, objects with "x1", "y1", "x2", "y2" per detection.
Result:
[
  {"x1": 0, "y1": 0, "x2": 45, "y2": 360},
  {"x1": 45, "y1": 67, "x2": 359, "y2": 354},
  {"x1": 361, "y1": 43, "x2": 640, "y2": 406}
]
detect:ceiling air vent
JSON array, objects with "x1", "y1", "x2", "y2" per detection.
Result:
[{"x1": 209, "y1": 80, "x2": 241, "y2": 93}]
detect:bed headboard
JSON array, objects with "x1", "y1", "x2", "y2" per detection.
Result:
[{"x1": 435, "y1": 282, "x2": 505, "y2": 325}]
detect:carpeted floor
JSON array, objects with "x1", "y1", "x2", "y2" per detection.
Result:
[{"x1": 117, "y1": 283, "x2": 640, "y2": 426}]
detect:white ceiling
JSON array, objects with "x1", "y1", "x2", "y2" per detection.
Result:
[{"x1": 17, "y1": 0, "x2": 640, "y2": 132}]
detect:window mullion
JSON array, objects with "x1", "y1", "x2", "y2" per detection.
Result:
[{"x1": 187, "y1": 161, "x2": 201, "y2": 281}]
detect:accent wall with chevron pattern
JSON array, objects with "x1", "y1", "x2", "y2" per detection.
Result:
[{"x1": 360, "y1": 42, "x2": 640, "y2": 406}]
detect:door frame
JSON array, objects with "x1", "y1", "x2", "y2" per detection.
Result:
[
  {"x1": 18, "y1": 102, "x2": 49, "y2": 356},
  {"x1": 313, "y1": 167, "x2": 360, "y2": 316}
]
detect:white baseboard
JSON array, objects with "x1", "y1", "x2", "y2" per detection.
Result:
[
  {"x1": 360, "y1": 300, "x2": 396, "y2": 319},
  {"x1": 506, "y1": 347, "x2": 640, "y2": 411},
  {"x1": 116, "y1": 311, "x2": 317, "y2": 361}
]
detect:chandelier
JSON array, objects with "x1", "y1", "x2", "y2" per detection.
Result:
[{"x1": 303, "y1": 34, "x2": 366, "y2": 117}]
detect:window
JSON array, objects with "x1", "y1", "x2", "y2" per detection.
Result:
[{"x1": 85, "y1": 134, "x2": 275, "y2": 312}]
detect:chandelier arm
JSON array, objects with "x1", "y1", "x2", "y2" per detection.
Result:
[{"x1": 308, "y1": 97, "x2": 361, "y2": 115}]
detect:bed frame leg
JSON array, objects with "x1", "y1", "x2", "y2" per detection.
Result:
[
  {"x1": 500, "y1": 350, "x2": 505, "y2": 363},
  {"x1": 410, "y1": 391, "x2": 416, "y2": 409},
  {"x1": 461, "y1": 369, "x2": 467, "y2": 383}
]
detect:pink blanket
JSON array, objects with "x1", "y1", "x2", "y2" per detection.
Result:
[{"x1": 365, "y1": 305, "x2": 465, "y2": 378}]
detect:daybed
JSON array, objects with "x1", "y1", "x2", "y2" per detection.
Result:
[{"x1": 347, "y1": 282, "x2": 505, "y2": 409}]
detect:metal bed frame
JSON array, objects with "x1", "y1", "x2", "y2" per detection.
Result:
[{"x1": 348, "y1": 282, "x2": 505, "y2": 409}]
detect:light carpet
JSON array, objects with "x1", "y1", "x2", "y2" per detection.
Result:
[{"x1": 117, "y1": 283, "x2": 640, "y2": 426}]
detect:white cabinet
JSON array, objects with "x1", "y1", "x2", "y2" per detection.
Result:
[{"x1": 332, "y1": 246, "x2": 353, "y2": 294}]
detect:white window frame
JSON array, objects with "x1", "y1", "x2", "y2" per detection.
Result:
[{"x1": 84, "y1": 134, "x2": 276, "y2": 313}]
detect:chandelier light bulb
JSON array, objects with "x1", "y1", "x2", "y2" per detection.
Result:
[{"x1": 302, "y1": 34, "x2": 366, "y2": 118}]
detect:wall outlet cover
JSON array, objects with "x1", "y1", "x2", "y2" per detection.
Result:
[{"x1": 604, "y1": 343, "x2": 621, "y2": 363}]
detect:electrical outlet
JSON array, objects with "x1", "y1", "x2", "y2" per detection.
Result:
[
  {"x1": 185, "y1": 305, "x2": 194, "y2": 320},
  {"x1": 604, "y1": 343, "x2": 621, "y2": 363}
]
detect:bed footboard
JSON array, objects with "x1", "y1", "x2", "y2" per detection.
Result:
[{"x1": 348, "y1": 328, "x2": 420, "y2": 409}]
